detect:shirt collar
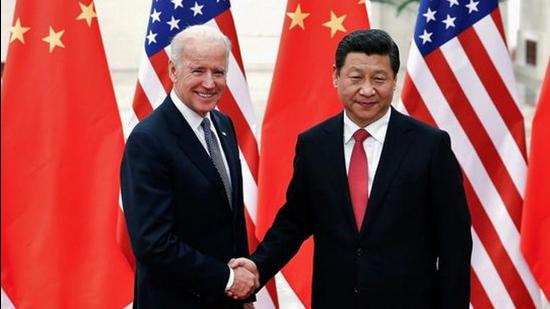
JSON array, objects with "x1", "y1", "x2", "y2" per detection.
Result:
[
  {"x1": 343, "y1": 106, "x2": 391, "y2": 145},
  {"x1": 170, "y1": 90, "x2": 211, "y2": 132}
]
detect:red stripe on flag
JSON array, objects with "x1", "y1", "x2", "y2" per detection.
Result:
[
  {"x1": 132, "y1": 83, "x2": 154, "y2": 121},
  {"x1": 470, "y1": 268, "x2": 494, "y2": 309},
  {"x1": 215, "y1": 11, "x2": 246, "y2": 75},
  {"x1": 149, "y1": 51, "x2": 172, "y2": 94},
  {"x1": 218, "y1": 91, "x2": 259, "y2": 180},
  {"x1": 425, "y1": 49, "x2": 523, "y2": 229},
  {"x1": 458, "y1": 28, "x2": 527, "y2": 158},
  {"x1": 401, "y1": 74, "x2": 437, "y2": 125},
  {"x1": 463, "y1": 178, "x2": 535, "y2": 308}
]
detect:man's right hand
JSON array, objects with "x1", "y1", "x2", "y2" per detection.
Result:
[
  {"x1": 229, "y1": 257, "x2": 259, "y2": 281},
  {"x1": 226, "y1": 263, "x2": 258, "y2": 299}
]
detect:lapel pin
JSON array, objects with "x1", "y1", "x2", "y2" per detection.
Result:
[{"x1": 221, "y1": 131, "x2": 227, "y2": 136}]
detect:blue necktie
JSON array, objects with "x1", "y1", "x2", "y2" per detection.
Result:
[{"x1": 201, "y1": 118, "x2": 232, "y2": 207}]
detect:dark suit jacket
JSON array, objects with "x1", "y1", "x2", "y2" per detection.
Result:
[
  {"x1": 121, "y1": 96, "x2": 250, "y2": 309},
  {"x1": 252, "y1": 108, "x2": 472, "y2": 309}
]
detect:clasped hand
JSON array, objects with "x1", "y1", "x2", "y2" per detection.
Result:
[{"x1": 225, "y1": 258, "x2": 259, "y2": 300}]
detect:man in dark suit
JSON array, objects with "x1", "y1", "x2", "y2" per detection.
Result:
[
  {"x1": 230, "y1": 29, "x2": 472, "y2": 308},
  {"x1": 121, "y1": 25, "x2": 257, "y2": 308}
]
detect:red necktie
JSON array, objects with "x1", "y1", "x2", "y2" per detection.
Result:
[{"x1": 349, "y1": 129, "x2": 369, "y2": 230}]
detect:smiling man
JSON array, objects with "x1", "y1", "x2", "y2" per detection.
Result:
[
  {"x1": 231, "y1": 29, "x2": 472, "y2": 308},
  {"x1": 121, "y1": 25, "x2": 257, "y2": 308}
]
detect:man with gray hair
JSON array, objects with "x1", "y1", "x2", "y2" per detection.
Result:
[{"x1": 121, "y1": 25, "x2": 257, "y2": 308}]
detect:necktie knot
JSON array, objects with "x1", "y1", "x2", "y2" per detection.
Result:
[
  {"x1": 201, "y1": 118, "x2": 211, "y2": 132},
  {"x1": 353, "y1": 129, "x2": 369, "y2": 143}
]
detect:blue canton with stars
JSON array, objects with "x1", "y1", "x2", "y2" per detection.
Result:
[
  {"x1": 414, "y1": 0, "x2": 498, "y2": 56},
  {"x1": 144, "y1": 0, "x2": 230, "y2": 56}
]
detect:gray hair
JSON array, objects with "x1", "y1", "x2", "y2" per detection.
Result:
[{"x1": 170, "y1": 25, "x2": 232, "y2": 67}]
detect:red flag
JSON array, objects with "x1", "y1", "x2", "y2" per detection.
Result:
[
  {"x1": 257, "y1": 1, "x2": 369, "y2": 307},
  {"x1": 521, "y1": 61, "x2": 550, "y2": 300},
  {"x1": 1, "y1": 0, "x2": 133, "y2": 307},
  {"x1": 401, "y1": 0, "x2": 540, "y2": 307}
]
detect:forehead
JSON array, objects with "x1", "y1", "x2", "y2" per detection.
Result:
[
  {"x1": 180, "y1": 40, "x2": 227, "y2": 66},
  {"x1": 342, "y1": 52, "x2": 392, "y2": 72}
]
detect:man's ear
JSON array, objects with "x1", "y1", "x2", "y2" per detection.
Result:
[
  {"x1": 168, "y1": 60, "x2": 177, "y2": 82},
  {"x1": 332, "y1": 66, "x2": 339, "y2": 87}
]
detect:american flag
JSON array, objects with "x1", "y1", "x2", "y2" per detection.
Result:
[
  {"x1": 401, "y1": 0, "x2": 541, "y2": 307},
  {"x1": 118, "y1": 0, "x2": 277, "y2": 307}
]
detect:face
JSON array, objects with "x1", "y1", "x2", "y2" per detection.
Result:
[
  {"x1": 333, "y1": 52, "x2": 396, "y2": 127},
  {"x1": 169, "y1": 39, "x2": 228, "y2": 117}
]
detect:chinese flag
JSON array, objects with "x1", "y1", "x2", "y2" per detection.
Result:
[
  {"x1": 257, "y1": 1, "x2": 369, "y2": 307},
  {"x1": 521, "y1": 62, "x2": 550, "y2": 300},
  {"x1": 1, "y1": 0, "x2": 133, "y2": 307}
]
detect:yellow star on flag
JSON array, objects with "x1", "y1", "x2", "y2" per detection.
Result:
[
  {"x1": 357, "y1": 0, "x2": 366, "y2": 4},
  {"x1": 286, "y1": 4, "x2": 310, "y2": 30},
  {"x1": 42, "y1": 26, "x2": 65, "y2": 53},
  {"x1": 322, "y1": 11, "x2": 347, "y2": 38},
  {"x1": 10, "y1": 18, "x2": 31, "y2": 44},
  {"x1": 76, "y1": 1, "x2": 97, "y2": 27}
]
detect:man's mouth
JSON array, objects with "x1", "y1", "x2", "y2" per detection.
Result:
[{"x1": 196, "y1": 92, "x2": 215, "y2": 98}]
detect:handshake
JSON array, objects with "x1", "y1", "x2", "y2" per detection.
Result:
[{"x1": 225, "y1": 257, "x2": 259, "y2": 300}]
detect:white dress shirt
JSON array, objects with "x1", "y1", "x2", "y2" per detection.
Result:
[
  {"x1": 170, "y1": 90, "x2": 235, "y2": 290},
  {"x1": 343, "y1": 107, "x2": 391, "y2": 195}
]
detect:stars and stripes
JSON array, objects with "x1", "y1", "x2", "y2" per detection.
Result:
[
  {"x1": 118, "y1": 0, "x2": 277, "y2": 308},
  {"x1": 401, "y1": 0, "x2": 541, "y2": 307}
]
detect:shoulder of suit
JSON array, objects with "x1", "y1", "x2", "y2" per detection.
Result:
[
  {"x1": 211, "y1": 109, "x2": 234, "y2": 130},
  {"x1": 298, "y1": 112, "x2": 342, "y2": 139},
  {"x1": 393, "y1": 108, "x2": 447, "y2": 138},
  {"x1": 127, "y1": 98, "x2": 172, "y2": 138},
  {"x1": 211, "y1": 108, "x2": 229, "y2": 121}
]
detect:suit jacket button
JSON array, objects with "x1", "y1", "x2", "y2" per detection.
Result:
[
  {"x1": 353, "y1": 288, "x2": 359, "y2": 294},
  {"x1": 356, "y1": 248, "x2": 363, "y2": 256}
]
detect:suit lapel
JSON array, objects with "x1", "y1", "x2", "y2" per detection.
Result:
[
  {"x1": 361, "y1": 108, "x2": 413, "y2": 235},
  {"x1": 321, "y1": 114, "x2": 360, "y2": 235},
  {"x1": 160, "y1": 98, "x2": 229, "y2": 206}
]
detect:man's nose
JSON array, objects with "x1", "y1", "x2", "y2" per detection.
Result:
[
  {"x1": 358, "y1": 82, "x2": 375, "y2": 96},
  {"x1": 202, "y1": 73, "x2": 215, "y2": 88}
]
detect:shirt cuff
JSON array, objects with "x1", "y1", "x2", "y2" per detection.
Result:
[{"x1": 225, "y1": 266, "x2": 235, "y2": 291}]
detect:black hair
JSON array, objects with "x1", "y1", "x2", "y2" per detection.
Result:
[{"x1": 335, "y1": 29, "x2": 400, "y2": 76}]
